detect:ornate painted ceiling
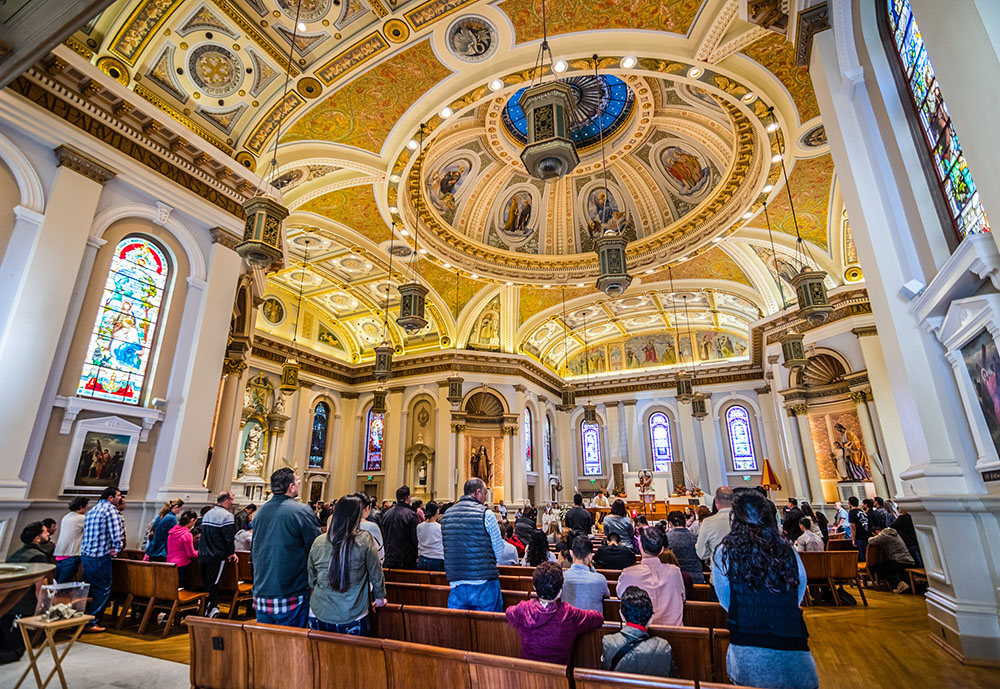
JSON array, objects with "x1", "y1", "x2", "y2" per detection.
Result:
[{"x1": 65, "y1": 0, "x2": 858, "y2": 376}]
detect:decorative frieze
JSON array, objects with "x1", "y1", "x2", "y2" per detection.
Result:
[{"x1": 54, "y1": 144, "x2": 117, "y2": 184}]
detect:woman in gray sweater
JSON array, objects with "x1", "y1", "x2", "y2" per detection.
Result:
[{"x1": 307, "y1": 495, "x2": 386, "y2": 636}]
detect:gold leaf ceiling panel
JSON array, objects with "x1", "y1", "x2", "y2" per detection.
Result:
[{"x1": 499, "y1": 0, "x2": 705, "y2": 43}]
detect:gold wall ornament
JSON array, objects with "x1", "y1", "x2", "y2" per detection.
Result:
[
  {"x1": 222, "y1": 358, "x2": 248, "y2": 376},
  {"x1": 279, "y1": 357, "x2": 300, "y2": 394},
  {"x1": 844, "y1": 265, "x2": 863, "y2": 282},
  {"x1": 237, "y1": 194, "x2": 288, "y2": 268},
  {"x1": 97, "y1": 57, "x2": 130, "y2": 86}
]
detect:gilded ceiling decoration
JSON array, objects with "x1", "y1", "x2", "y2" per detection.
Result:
[
  {"x1": 499, "y1": 0, "x2": 704, "y2": 43},
  {"x1": 298, "y1": 184, "x2": 390, "y2": 243},
  {"x1": 641, "y1": 246, "x2": 754, "y2": 287},
  {"x1": 742, "y1": 32, "x2": 820, "y2": 122},
  {"x1": 762, "y1": 153, "x2": 834, "y2": 249}
]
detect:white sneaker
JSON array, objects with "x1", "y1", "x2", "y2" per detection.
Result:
[
  {"x1": 208, "y1": 607, "x2": 220, "y2": 618},
  {"x1": 156, "y1": 612, "x2": 166, "y2": 624},
  {"x1": 894, "y1": 581, "x2": 910, "y2": 594}
]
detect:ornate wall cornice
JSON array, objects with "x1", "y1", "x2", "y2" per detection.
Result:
[{"x1": 54, "y1": 143, "x2": 117, "y2": 184}]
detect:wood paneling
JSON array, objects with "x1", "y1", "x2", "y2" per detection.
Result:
[
  {"x1": 309, "y1": 630, "x2": 388, "y2": 689},
  {"x1": 383, "y1": 639, "x2": 471, "y2": 689},
  {"x1": 467, "y1": 651, "x2": 571, "y2": 689},
  {"x1": 188, "y1": 617, "x2": 248, "y2": 689},
  {"x1": 574, "y1": 668, "x2": 696, "y2": 689},
  {"x1": 404, "y1": 606, "x2": 473, "y2": 651},
  {"x1": 244, "y1": 624, "x2": 314, "y2": 689},
  {"x1": 469, "y1": 611, "x2": 521, "y2": 658}
]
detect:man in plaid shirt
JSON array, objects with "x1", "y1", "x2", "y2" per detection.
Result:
[{"x1": 80, "y1": 486, "x2": 124, "y2": 632}]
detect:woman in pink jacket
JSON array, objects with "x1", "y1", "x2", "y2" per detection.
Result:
[{"x1": 167, "y1": 510, "x2": 199, "y2": 588}]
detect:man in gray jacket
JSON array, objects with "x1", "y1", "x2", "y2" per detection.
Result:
[
  {"x1": 868, "y1": 526, "x2": 915, "y2": 593},
  {"x1": 602, "y1": 586, "x2": 673, "y2": 677}
]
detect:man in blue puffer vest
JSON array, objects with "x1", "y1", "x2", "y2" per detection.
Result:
[{"x1": 441, "y1": 478, "x2": 506, "y2": 612}]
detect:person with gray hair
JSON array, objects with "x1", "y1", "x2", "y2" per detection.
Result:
[{"x1": 696, "y1": 486, "x2": 734, "y2": 565}]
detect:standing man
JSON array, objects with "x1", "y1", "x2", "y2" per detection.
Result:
[
  {"x1": 848, "y1": 496, "x2": 871, "y2": 561},
  {"x1": 80, "y1": 486, "x2": 124, "y2": 633},
  {"x1": 53, "y1": 497, "x2": 89, "y2": 583},
  {"x1": 442, "y1": 478, "x2": 506, "y2": 611},
  {"x1": 497, "y1": 499, "x2": 508, "y2": 521},
  {"x1": 781, "y1": 497, "x2": 804, "y2": 541},
  {"x1": 252, "y1": 468, "x2": 321, "y2": 627},
  {"x1": 381, "y1": 485, "x2": 418, "y2": 570},
  {"x1": 696, "y1": 486, "x2": 733, "y2": 565},
  {"x1": 199, "y1": 491, "x2": 237, "y2": 618},
  {"x1": 564, "y1": 494, "x2": 594, "y2": 534}
]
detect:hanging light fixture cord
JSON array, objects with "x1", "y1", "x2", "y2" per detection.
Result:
[
  {"x1": 769, "y1": 107, "x2": 816, "y2": 270},
  {"x1": 681, "y1": 293, "x2": 696, "y2": 378},
  {"x1": 668, "y1": 266, "x2": 683, "y2": 368},
  {"x1": 763, "y1": 201, "x2": 788, "y2": 309},
  {"x1": 531, "y1": 0, "x2": 554, "y2": 86},
  {"x1": 290, "y1": 238, "x2": 310, "y2": 354},
  {"x1": 380, "y1": 223, "x2": 395, "y2": 342}
]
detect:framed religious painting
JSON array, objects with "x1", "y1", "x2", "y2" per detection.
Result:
[{"x1": 62, "y1": 416, "x2": 140, "y2": 495}]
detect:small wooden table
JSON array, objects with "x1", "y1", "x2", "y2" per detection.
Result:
[{"x1": 13, "y1": 613, "x2": 94, "y2": 689}]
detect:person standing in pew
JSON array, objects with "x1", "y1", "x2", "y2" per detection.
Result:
[
  {"x1": 594, "y1": 532, "x2": 636, "y2": 570},
  {"x1": 564, "y1": 494, "x2": 594, "y2": 534},
  {"x1": 380, "y1": 485, "x2": 418, "y2": 570},
  {"x1": 602, "y1": 586, "x2": 673, "y2": 677},
  {"x1": 252, "y1": 469, "x2": 321, "y2": 628},
  {"x1": 442, "y1": 478, "x2": 506, "y2": 611},
  {"x1": 416, "y1": 501, "x2": 444, "y2": 571},
  {"x1": 713, "y1": 489, "x2": 817, "y2": 689},
  {"x1": 199, "y1": 491, "x2": 238, "y2": 619},
  {"x1": 561, "y1": 535, "x2": 610, "y2": 613},
  {"x1": 307, "y1": 495, "x2": 386, "y2": 636},
  {"x1": 506, "y1": 561, "x2": 605, "y2": 664}
]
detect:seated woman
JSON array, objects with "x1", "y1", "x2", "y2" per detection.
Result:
[
  {"x1": 713, "y1": 489, "x2": 817, "y2": 689},
  {"x1": 545, "y1": 520, "x2": 562, "y2": 545},
  {"x1": 307, "y1": 495, "x2": 386, "y2": 636},
  {"x1": 522, "y1": 528, "x2": 557, "y2": 567},
  {"x1": 602, "y1": 500, "x2": 635, "y2": 550},
  {"x1": 166, "y1": 510, "x2": 199, "y2": 588},
  {"x1": 505, "y1": 561, "x2": 605, "y2": 664}
]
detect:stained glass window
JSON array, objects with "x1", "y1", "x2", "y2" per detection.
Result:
[
  {"x1": 544, "y1": 416, "x2": 553, "y2": 475},
  {"x1": 581, "y1": 421, "x2": 602, "y2": 476},
  {"x1": 887, "y1": 0, "x2": 990, "y2": 241},
  {"x1": 309, "y1": 402, "x2": 329, "y2": 468},
  {"x1": 524, "y1": 407, "x2": 534, "y2": 472},
  {"x1": 364, "y1": 408, "x2": 384, "y2": 473},
  {"x1": 77, "y1": 237, "x2": 170, "y2": 405},
  {"x1": 726, "y1": 405, "x2": 757, "y2": 472},
  {"x1": 649, "y1": 412, "x2": 673, "y2": 472}
]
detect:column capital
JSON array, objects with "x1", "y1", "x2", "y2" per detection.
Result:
[
  {"x1": 849, "y1": 389, "x2": 873, "y2": 404},
  {"x1": 450, "y1": 423, "x2": 466, "y2": 433},
  {"x1": 513, "y1": 384, "x2": 527, "y2": 393},
  {"x1": 54, "y1": 144, "x2": 117, "y2": 184},
  {"x1": 754, "y1": 385, "x2": 772, "y2": 396},
  {"x1": 222, "y1": 358, "x2": 247, "y2": 376},
  {"x1": 622, "y1": 399, "x2": 637, "y2": 407},
  {"x1": 341, "y1": 391, "x2": 360, "y2": 399},
  {"x1": 852, "y1": 326, "x2": 878, "y2": 338},
  {"x1": 210, "y1": 227, "x2": 241, "y2": 251},
  {"x1": 787, "y1": 403, "x2": 809, "y2": 417}
]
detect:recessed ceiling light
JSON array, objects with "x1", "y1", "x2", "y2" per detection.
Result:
[
  {"x1": 541, "y1": 284, "x2": 550, "y2": 289},
  {"x1": 621, "y1": 56, "x2": 637, "y2": 69},
  {"x1": 440, "y1": 106, "x2": 453, "y2": 118},
  {"x1": 742, "y1": 211, "x2": 753, "y2": 219},
  {"x1": 771, "y1": 153, "x2": 782, "y2": 163},
  {"x1": 766, "y1": 121, "x2": 779, "y2": 133},
  {"x1": 390, "y1": 174, "x2": 400, "y2": 183},
  {"x1": 489, "y1": 79, "x2": 504, "y2": 91},
  {"x1": 576, "y1": 282, "x2": 585, "y2": 287},
  {"x1": 763, "y1": 184, "x2": 774, "y2": 192},
  {"x1": 678, "y1": 255, "x2": 689, "y2": 261},
  {"x1": 506, "y1": 281, "x2": 513, "y2": 286},
  {"x1": 297, "y1": 21, "x2": 307, "y2": 32},
  {"x1": 712, "y1": 237, "x2": 724, "y2": 243},
  {"x1": 553, "y1": 60, "x2": 568, "y2": 73},
  {"x1": 471, "y1": 273, "x2": 479, "y2": 279},
  {"x1": 687, "y1": 66, "x2": 703, "y2": 79},
  {"x1": 742, "y1": 92, "x2": 756, "y2": 103},
  {"x1": 442, "y1": 262, "x2": 450, "y2": 268},
  {"x1": 400, "y1": 229, "x2": 409, "y2": 236},
  {"x1": 418, "y1": 248, "x2": 427, "y2": 254},
  {"x1": 645, "y1": 269, "x2": 655, "y2": 274},
  {"x1": 407, "y1": 139, "x2": 418, "y2": 150},
  {"x1": 389, "y1": 206, "x2": 398, "y2": 214}
]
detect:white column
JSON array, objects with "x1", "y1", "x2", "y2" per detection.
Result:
[
  {"x1": 331, "y1": 394, "x2": 358, "y2": 497},
  {"x1": 0, "y1": 152, "x2": 111, "y2": 498},
  {"x1": 453, "y1": 421, "x2": 465, "y2": 500},
  {"x1": 782, "y1": 405, "x2": 813, "y2": 501},
  {"x1": 850, "y1": 388, "x2": 891, "y2": 499},
  {"x1": 385, "y1": 388, "x2": 406, "y2": 493},
  {"x1": 434, "y1": 382, "x2": 454, "y2": 500},
  {"x1": 206, "y1": 365, "x2": 247, "y2": 494},
  {"x1": 511, "y1": 386, "x2": 527, "y2": 503},
  {"x1": 854, "y1": 329, "x2": 909, "y2": 496},
  {"x1": 622, "y1": 400, "x2": 639, "y2": 471},
  {"x1": 678, "y1": 407, "x2": 705, "y2": 488},
  {"x1": 756, "y1": 388, "x2": 789, "y2": 497},
  {"x1": 556, "y1": 408, "x2": 575, "y2": 501},
  {"x1": 146, "y1": 239, "x2": 243, "y2": 501},
  {"x1": 604, "y1": 401, "x2": 623, "y2": 471}
]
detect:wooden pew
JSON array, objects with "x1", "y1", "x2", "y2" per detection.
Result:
[
  {"x1": 244, "y1": 622, "x2": 314, "y2": 689},
  {"x1": 187, "y1": 616, "x2": 249, "y2": 689},
  {"x1": 499, "y1": 575, "x2": 535, "y2": 592},
  {"x1": 711, "y1": 629, "x2": 730, "y2": 683},
  {"x1": 371, "y1": 602, "x2": 406, "y2": 641},
  {"x1": 468, "y1": 610, "x2": 521, "y2": 657},
  {"x1": 310, "y1": 629, "x2": 389, "y2": 689},
  {"x1": 467, "y1": 651, "x2": 571, "y2": 689},
  {"x1": 688, "y1": 584, "x2": 713, "y2": 602},
  {"x1": 403, "y1": 605, "x2": 474, "y2": 651},
  {"x1": 383, "y1": 639, "x2": 472, "y2": 689},
  {"x1": 682, "y1": 601, "x2": 727, "y2": 630},
  {"x1": 385, "y1": 581, "x2": 426, "y2": 606},
  {"x1": 574, "y1": 668, "x2": 696, "y2": 689},
  {"x1": 383, "y1": 569, "x2": 431, "y2": 585},
  {"x1": 118, "y1": 560, "x2": 207, "y2": 637},
  {"x1": 571, "y1": 623, "x2": 714, "y2": 683}
]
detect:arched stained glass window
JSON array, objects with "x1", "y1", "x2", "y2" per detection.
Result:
[
  {"x1": 726, "y1": 405, "x2": 757, "y2": 472},
  {"x1": 581, "y1": 421, "x2": 602, "y2": 476},
  {"x1": 649, "y1": 412, "x2": 673, "y2": 472},
  {"x1": 887, "y1": 0, "x2": 989, "y2": 240},
  {"x1": 309, "y1": 402, "x2": 330, "y2": 468},
  {"x1": 544, "y1": 416, "x2": 553, "y2": 475},
  {"x1": 77, "y1": 236, "x2": 170, "y2": 405},
  {"x1": 524, "y1": 407, "x2": 534, "y2": 472},
  {"x1": 364, "y1": 409, "x2": 384, "y2": 473}
]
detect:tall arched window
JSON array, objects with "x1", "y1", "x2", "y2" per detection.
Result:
[
  {"x1": 524, "y1": 407, "x2": 534, "y2": 472},
  {"x1": 726, "y1": 405, "x2": 757, "y2": 472},
  {"x1": 886, "y1": 0, "x2": 989, "y2": 241},
  {"x1": 363, "y1": 408, "x2": 384, "y2": 473},
  {"x1": 77, "y1": 236, "x2": 170, "y2": 405},
  {"x1": 309, "y1": 402, "x2": 330, "y2": 468},
  {"x1": 544, "y1": 416, "x2": 553, "y2": 475},
  {"x1": 649, "y1": 412, "x2": 673, "y2": 472},
  {"x1": 581, "y1": 420, "x2": 602, "y2": 476}
]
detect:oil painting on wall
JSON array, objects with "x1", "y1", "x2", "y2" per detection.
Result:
[{"x1": 962, "y1": 329, "x2": 1000, "y2": 458}]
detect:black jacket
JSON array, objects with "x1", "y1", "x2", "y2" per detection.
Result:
[
  {"x1": 381, "y1": 501, "x2": 418, "y2": 569},
  {"x1": 198, "y1": 505, "x2": 236, "y2": 561},
  {"x1": 781, "y1": 507, "x2": 803, "y2": 540},
  {"x1": 514, "y1": 515, "x2": 537, "y2": 546},
  {"x1": 593, "y1": 543, "x2": 636, "y2": 570},
  {"x1": 564, "y1": 506, "x2": 593, "y2": 534}
]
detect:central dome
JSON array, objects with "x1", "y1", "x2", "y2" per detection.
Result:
[{"x1": 501, "y1": 75, "x2": 635, "y2": 151}]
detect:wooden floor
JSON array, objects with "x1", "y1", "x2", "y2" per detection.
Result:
[{"x1": 79, "y1": 591, "x2": 1000, "y2": 687}]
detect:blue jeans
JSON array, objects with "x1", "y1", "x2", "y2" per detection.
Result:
[
  {"x1": 256, "y1": 599, "x2": 310, "y2": 628},
  {"x1": 417, "y1": 556, "x2": 444, "y2": 572},
  {"x1": 308, "y1": 615, "x2": 371, "y2": 636},
  {"x1": 448, "y1": 580, "x2": 503, "y2": 612},
  {"x1": 54, "y1": 557, "x2": 80, "y2": 584},
  {"x1": 856, "y1": 539, "x2": 868, "y2": 562},
  {"x1": 81, "y1": 555, "x2": 112, "y2": 626}
]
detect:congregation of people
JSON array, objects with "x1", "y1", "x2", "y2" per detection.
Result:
[{"x1": 1, "y1": 472, "x2": 921, "y2": 689}]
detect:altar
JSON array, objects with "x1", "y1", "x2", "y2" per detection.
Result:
[{"x1": 623, "y1": 471, "x2": 672, "y2": 502}]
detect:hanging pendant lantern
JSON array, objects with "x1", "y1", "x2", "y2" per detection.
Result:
[
  {"x1": 583, "y1": 402, "x2": 597, "y2": 424},
  {"x1": 374, "y1": 343, "x2": 393, "y2": 383},
  {"x1": 676, "y1": 371, "x2": 694, "y2": 403},
  {"x1": 561, "y1": 385, "x2": 576, "y2": 407},
  {"x1": 520, "y1": 81, "x2": 579, "y2": 181},
  {"x1": 595, "y1": 232, "x2": 632, "y2": 297},
  {"x1": 279, "y1": 356, "x2": 300, "y2": 394},
  {"x1": 372, "y1": 388, "x2": 388, "y2": 414},
  {"x1": 780, "y1": 331, "x2": 808, "y2": 369},
  {"x1": 447, "y1": 375, "x2": 464, "y2": 406},
  {"x1": 691, "y1": 392, "x2": 709, "y2": 419},
  {"x1": 789, "y1": 267, "x2": 833, "y2": 326},
  {"x1": 237, "y1": 195, "x2": 288, "y2": 269},
  {"x1": 396, "y1": 282, "x2": 429, "y2": 333}
]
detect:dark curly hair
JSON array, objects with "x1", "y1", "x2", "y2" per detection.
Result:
[
  {"x1": 525, "y1": 529, "x2": 550, "y2": 567},
  {"x1": 532, "y1": 561, "x2": 563, "y2": 600},
  {"x1": 720, "y1": 489, "x2": 798, "y2": 593}
]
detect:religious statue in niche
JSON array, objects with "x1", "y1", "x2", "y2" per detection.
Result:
[
  {"x1": 831, "y1": 423, "x2": 870, "y2": 481},
  {"x1": 418, "y1": 462, "x2": 427, "y2": 486},
  {"x1": 469, "y1": 297, "x2": 501, "y2": 351},
  {"x1": 470, "y1": 445, "x2": 492, "y2": 484},
  {"x1": 242, "y1": 422, "x2": 264, "y2": 476}
]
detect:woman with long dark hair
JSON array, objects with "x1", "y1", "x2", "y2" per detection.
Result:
[
  {"x1": 522, "y1": 528, "x2": 557, "y2": 567},
  {"x1": 713, "y1": 489, "x2": 817, "y2": 689},
  {"x1": 306, "y1": 495, "x2": 386, "y2": 635},
  {"x1": 602, "y1": 499, "x2": 635, "y2": 550}
]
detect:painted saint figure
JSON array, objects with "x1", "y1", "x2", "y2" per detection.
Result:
[{"x1": 834, "y1": 423, "x2": 870, "y2": 481}]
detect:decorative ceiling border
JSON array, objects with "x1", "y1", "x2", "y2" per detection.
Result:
[
  {"x1": 404, "y1": 0, "x2": 480, "y2": 31},
  {"x1": 315, "y1": 31, "x2": 389, "y2": 86},
  {"x1": 109, "y1": 0, "x2": 186, "y2": 67}
]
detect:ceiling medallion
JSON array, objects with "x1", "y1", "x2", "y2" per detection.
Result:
[
  {"x1": 276, "y1": 0, "x2": 330, "y2": 23},
  {"x1": 189, "y1": 43, "x2": 243, "y2": 98},
  {"x1": 446, "y1": 15, "x2": 498, "y2": 63},
  {"x1": 383, "y1": 18, "x2": 410, "y2": 43}
]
